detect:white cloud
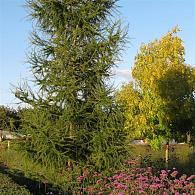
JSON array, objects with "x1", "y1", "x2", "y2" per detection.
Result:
[
  {"x1": 112, "y1": 68, "x2": 133, "y2": 81},
  {"x1": 110, "y1": 68, "x2": 134, "y2": 89}
]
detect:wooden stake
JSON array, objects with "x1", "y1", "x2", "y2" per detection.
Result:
[
  {"x1": 165, "y1": 141, "x2": 169, "y2": 169},
  {"x1": 8, "y1": 141, "x2": 10, "y2": 149}
]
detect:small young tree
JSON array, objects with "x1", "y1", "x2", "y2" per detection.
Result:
[{"x1": 15, "y1": 0, "x2": 129, "y2": 171}]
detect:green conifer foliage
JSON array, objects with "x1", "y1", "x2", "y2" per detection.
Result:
[{"x1": 16, "y1": 0, "x2": 128, "y2": 170}]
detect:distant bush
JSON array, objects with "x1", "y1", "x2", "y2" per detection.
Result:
[
  {"x1": 0, "y1": 106, "x2": 21, "y2": 131},
  {"x1": 0, "y1": 172, "x2": 30, "y2": 195}
]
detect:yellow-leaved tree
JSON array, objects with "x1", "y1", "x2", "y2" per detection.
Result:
[{"x1": 117, "y1": 27, "x2": 195, "y2": 152}]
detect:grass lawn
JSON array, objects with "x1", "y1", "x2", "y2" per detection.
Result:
[{"x1": 131, "y1": 144, "x2": 195, "y2": 175}]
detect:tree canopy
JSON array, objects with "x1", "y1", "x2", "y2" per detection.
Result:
[
  {"x1": 15, "y1": 0, "x2": 129, "y2": 170},
  {"x1": 0, "y1": 106, "x2": 20, "y2": 131},
  {"x1": 117, "y1": 27, "x2": 195, "y2": 148}
]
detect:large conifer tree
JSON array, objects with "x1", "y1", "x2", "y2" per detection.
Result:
[{"x1": 16, "y1": 0, "x2": 128, "y2": 170}]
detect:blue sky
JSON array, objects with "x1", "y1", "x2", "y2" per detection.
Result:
[{"x1": 0, "y1": 0, "x2": 195, "y2": 108}]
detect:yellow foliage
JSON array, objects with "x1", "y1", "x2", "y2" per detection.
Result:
[{"x1": 117, "y1": 26, "x2": 195, "y2": 143}]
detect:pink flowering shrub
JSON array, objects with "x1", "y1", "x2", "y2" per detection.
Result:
[{"x1": 76, "y1": 159, "x2": 195, "y2": 194}]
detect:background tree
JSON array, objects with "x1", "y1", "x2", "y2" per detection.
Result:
[
  {"x1": 0, "y1": 106, "x2": 20, "y2": 131},
  {"x1": 117, "y1": 27, "x2": 195, "y2": 149},
  {"x1": 15, "y1": 0, "x2": 129, "y2": 171}
]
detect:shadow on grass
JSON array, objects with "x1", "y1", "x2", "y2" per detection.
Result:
[{"x1": 0, "y1": 162, "x2": 62, "y2": 195}]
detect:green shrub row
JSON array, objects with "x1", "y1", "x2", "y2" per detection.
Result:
[{"x1": 0, "y1": 172, "x2": 30, "y2": 195}]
